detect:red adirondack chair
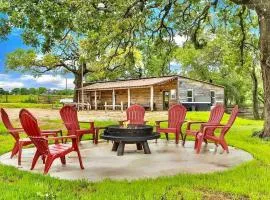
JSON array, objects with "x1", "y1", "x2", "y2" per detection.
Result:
[
  {"x1": 119, "y1": 104, "x2": 146, "y2": 125},
  {"x1": 183, "y1": 104, "x2": 225, "y2": 146},
  {"x1": 60, "y1": 105, "x2": 98, "y2": 144},
  {"x1": 195, "y1": 105, "x2": 239, "y2": 154},
  {"x1": 155, "y1": 104, "x2": 187, "y2": 144},
  {"x1": 0, "y1": 108, "x2": 62, "y2": 165},
  {"x1": 19, "y1": 109, "x2": 84, "y2": 174}
]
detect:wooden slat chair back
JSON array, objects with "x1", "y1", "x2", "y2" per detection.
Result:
[
  {"x1": 19, "y1": 110, "x2": 49, "y2": 155},
  {"x1": 1, "y1": 108, "x2": 20, "y2": 140},
  {"x1": 19, "y1": 109, "x2": 84, "y2": 174},
  {"x1": 60, "y1": 105, "x2": 97, "y2": 143},
  {"x1": 168, "y1": 104, "x2": 187, "y2": 132},
  {"x1": 219, "y1": 105, "x2": 239, "y2": 137},
  {"x1": 202, "y1": 104, "x2": 225, "y2": 135},
  {"x1": 126, "y1": 104, "x2": 145, "y2": 125},
  {"x1": 195, "y1": 105, "x2": 239, "y2": 154},
  {"x1": 1, "y1": 108, "x2": 32, "y2": 165},
  {"x1": 183, "y1": 104, "x2": 225, "y2": 146},
  {"x1": 60, "y1": 105, "x2": 80, "y2": 135},
  {"x1": 156, "y1": 104, "x2": 187, "y2": 144}
]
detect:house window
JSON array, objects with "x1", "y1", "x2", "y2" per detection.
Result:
[
  {"x1": 187, "y1": 89, "x2": 193, "y2": 102},
  {"x1": 210, "y1": 90, "x2": 216, "y2": 104},
  {"x1": 170, "y1": 89, "x2": 176, "y2": 100}
]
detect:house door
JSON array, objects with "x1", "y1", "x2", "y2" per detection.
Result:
[{"x1": 163, "y1": 91, "x2": 170, "y2": 110}]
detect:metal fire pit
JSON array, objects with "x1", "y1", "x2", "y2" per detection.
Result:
[{"x1": 101, "y1": 124, "x2": 160, "y2": 156}]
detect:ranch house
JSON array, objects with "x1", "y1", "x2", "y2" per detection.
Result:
[{"x1": 76, "y1": 75, "x2": 224, "y2": 111}]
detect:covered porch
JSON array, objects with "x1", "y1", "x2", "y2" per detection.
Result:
[{"x1": 76, "y1": 77, "x2": 179, "y2": 111}]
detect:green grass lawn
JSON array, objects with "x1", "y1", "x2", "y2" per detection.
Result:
[{"x1": 0, "y1": 112, "x2": 268, "y2": 199}]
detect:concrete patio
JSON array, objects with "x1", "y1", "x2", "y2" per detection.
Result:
[{"x1": 0, "y1": 140, "x2": 253, "y2": 182}]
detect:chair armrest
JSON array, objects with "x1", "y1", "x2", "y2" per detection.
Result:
[
  {"x1": 79, "y1": 121, "x2": 94, "y2": 124},
  {"x1": 41, "y1": 129, "x2": 62, "y2": 133},
  {"x1": 202, "y1": 125, "x2": 230, "y2": 134},
  {"x1": 155, "y1": 120, "x2": 168, "y2": 123},
  {"x1": 8, "y1": 129, "x2": 24, "y2": 133},
  {"x1": 79, "y1": 121, "x2": 95, "y2": 130},
  {"x1": 186, "y1": 121, "x2": 207, "y2": 130},
  {"x1": 95, "y1": 126, "x2": 107, "y2": 130},
  {"x1": 46, "y1": 135, "x2": 77, "y2": 141}
]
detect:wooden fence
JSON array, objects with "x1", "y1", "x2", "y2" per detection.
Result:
[{"x1": 0, "y1": 95, "x2": 73, "y2": 104}]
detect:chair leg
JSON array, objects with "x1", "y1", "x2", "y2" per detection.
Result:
[
  {"x1": 95, "y1": 129, "x2": 99, "y2": 144},
  {"x1": 42, "y1": 155, "x2": 46, "y2": 164},
  {"x1": 44, "y1": 155, "x2": 55, "y2": 174},
  {"x1": 31, "y1": 151, "x2": 41, "y2": 170},
  {"x1": 18, "y1": 142, "x2": 23, "y2": 166},
  {"x1": 196, "y1": 133, "x2": 204, "y2": 154},
  {"x1": 60, "y1": 156, "x2": 66, "y2": 165},
  {"x1": 182, "y1": 134, "x2": 187, "y2": 147},
  {"x1": 10, "y1": 142, "x2": 19, "y2": 158},
  {"x1": 76, "y1": 150, "x2": 84, "y2": 169},
  {"x1": 219, "y1": 139, "x2": 229, "y2": 153},
  {"x1": 180, "y1": 131, "x2": 184, "y2": 141},
  {"x1": 165, "y1": 133, "x2": 169, "y2": 141},
  {"x1": 175, "y1": 132, "x2": 179, "y2": 144},
  {"x1": 79, "y1": 135, "x2": 83, "y2": 142}
]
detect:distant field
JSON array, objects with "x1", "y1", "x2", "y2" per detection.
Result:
[
  {"x1": 0, "y1": 103, "x2": 53, "y2": 109},
  {"x1": 0, "y1": 95, "x2": 73, "y2": 104}
]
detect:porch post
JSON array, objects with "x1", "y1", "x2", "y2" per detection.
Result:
[
  {"x1": 128, "y1": 88, "x2": 131, "y2": 107},
  {"x1": 112, "y1": 89, "x2": 115, "y2": 110},
  {"x1": 94, "y1": 91, "x2": 97, "y2": 110},
  {"x1": 77, "y1": 90, "x2": 80, "y2": 103},
  {"x1": 150, "y1": 86, "x2": 154, "y2": 111}
]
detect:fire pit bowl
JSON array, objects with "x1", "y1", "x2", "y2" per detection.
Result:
[{"x1": 101, "y1": 125, "x2": 160, "y2": 156}]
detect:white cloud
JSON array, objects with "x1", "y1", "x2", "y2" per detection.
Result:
[
  {"x1": 0, "y1": 73, "x2": 74, "y2": 90},
  {"x1": 0, "y1": 81, "x2": 24, "y2": 90}
]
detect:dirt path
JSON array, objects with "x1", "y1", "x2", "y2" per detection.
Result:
[{"x1": 3, "y1": 108, "x2": 169, "y2": 122}]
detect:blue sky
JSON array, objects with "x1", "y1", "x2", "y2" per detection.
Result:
[
  {"x1": 0, "y1": 30, "x2": 184, "y2": 91},
  {"x1": 0, "y1": 30, "x2": 74, "y2": 91}
]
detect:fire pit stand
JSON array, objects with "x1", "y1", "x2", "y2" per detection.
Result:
[{"x1": 101, "y1": 125, "x2": 160, "y2": 156}]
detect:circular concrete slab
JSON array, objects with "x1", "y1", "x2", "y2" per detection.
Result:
[{"x1": 0, "y1": 141, "x2": 252, "y2": 181}]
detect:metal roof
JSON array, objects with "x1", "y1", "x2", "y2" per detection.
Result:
[{"x1": 79, "y1": 76, "x2": 224, "y2": 90}]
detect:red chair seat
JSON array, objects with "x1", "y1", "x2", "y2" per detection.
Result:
[
  {"x1": 76, "y1": 129, "x2": 95, "y2": 135},
  {"x1": 49, "y1": 144, "x2": 73, "y2": 155},
  {"x1": 157, "y1": 127, "x2": 177, "y2": 133},
  {"x1": 186, "y1": 129, "x2": 198, "y2": 136}
]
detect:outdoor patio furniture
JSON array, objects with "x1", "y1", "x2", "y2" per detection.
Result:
[
  {"x1": 60, "y1": 105, "x2": 99, "y2": 144},
  {"x1": 183, "y1": 104, "x2": 225, "y2": 146},
  {"x1": 19, "y1": 109, "x2": 84, "y2": 174},
  {"x1": 195, "y1": 105, "x2": 239, "y2": 154},
  {"x1": 155, "y1": 104, "x2": 187, "y2": 144},
  {"x1": 101, "y1": 124, "x2": 160, "y2": 156},
  {"x1": 0, "y1": 108, "x2": 62, "y2": 165},
  {"x1": 119, "y1": 104, "x2": 146, "y2": 125}
]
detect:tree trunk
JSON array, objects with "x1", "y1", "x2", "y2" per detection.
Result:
[
  {"x1": 258, "y1": 12, "x2": 270, "y2": 137},
  {"x1": 250, "y1": 65, "x2": 260, "y2": 119},
  {"x1": 73, "y1": 73, "x2": 82, "y2": 102}
]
